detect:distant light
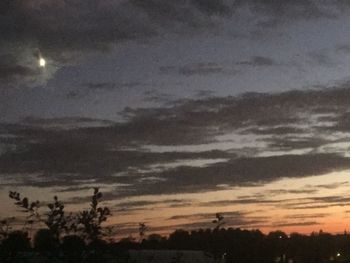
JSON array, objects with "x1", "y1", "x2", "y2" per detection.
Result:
[
  {"x1": 39, "y1": 57, "x2": 46, "y2": 68},
  {"x1": 337, "y1": 253, "x2": 341, "y2": 257}
]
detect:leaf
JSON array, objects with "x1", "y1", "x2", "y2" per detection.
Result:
[{"x1": 22, "y1": 198, "x2": 29, "y2": 209}]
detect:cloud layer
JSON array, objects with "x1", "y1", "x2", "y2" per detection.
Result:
[
  {"x1": 2, "y1": 0, "x2": 350, "y2": 88},
  {"x1": 2, "y1": 85, "x2": 350, "y2": 198}
]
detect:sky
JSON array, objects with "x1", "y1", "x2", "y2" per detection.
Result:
[{"x1": 4, "y1": 0, "x2": 350, "y2": 237}]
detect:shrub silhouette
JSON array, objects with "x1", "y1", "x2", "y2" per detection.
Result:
[
  {"x1": 0, "y1": 218, "x2": 13, "y2": 242},
  {"x1": 1, "y1": 230, "x2": 30, "y2": 251},
  {"x1": 212, "y1": 213, "x2": 225, "y2": 230},
  {"x1": 6, "y1": 188, "x2": 112, "y2": 245},
  {"x1": 33, "y1": 229, "x2": 58, "y2": 251},
  {"x1": 139, "y1": 222, "x2": 148, "y2": 243},
  {"x1": 2, "y1": 188, "x2": 113, "y2": 262},
  {"x1": 46, "y1": 195, "x2": 71, "y2": 240},
  {"x1": 77, "y1": 187, "x2": 111, "y2": 242},
  {"x1": 61, "y1": 235, "x2": 86, "y2": 263},
  {"x1": 0, "y1": 230, "x2": 30, "y2": 262}
]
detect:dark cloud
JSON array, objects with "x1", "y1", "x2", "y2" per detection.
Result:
[
  {"x1": 234, "y1": 0, "x2": 332, "y2": 20},
  {"x1": 273, "y1": 221, "x2": 319, "y2": 227},
  {"x1": 311, "y1": 196, "x2": 350, "y2": 204},
  {"x1": 166, "y1": 211, "x2": 269, "y2": 229},
  {"x1": 108, "y1": 153, "x2": 350, "y2": 197},
  {"x1": 180, "y1": 62, "x2": 226, "y2": 76},
  {"x1": 263, "y1": 136, "x2": 326, "y2": 151},
  {"x1": 101, "y1": 199, "x2": 194, "y2": 213},
  {"x1": 336, "y1": 44, "x2": 350, "y2": 53},
  {"x1": 3, "y1": 86, "x2": 350, "y2": 197},
  {"x1": 0, "y1": 64, "x2": 37, "y2": 81},
  {"x1": 84, "y1": 81, "x2": 150, "y2": 91},
  {"x1": 0, "y1": 54, "x2": 40, "y2": 86},
  {"x1": 143, "y1": 89, "x2": 173, "y2": 104},
  {"x1": 160, "y1": 62, "x2": 231, "y2": 76},
  {"x1": 1, "y1": 0, "x2": 349, "y2": 88},
  {"x1": 315, "y1": 182, "x2": 349, "y2": 189},
  {"x1": 267, "y1": 189, "x2": 319, "y2": 195},
  {"x1": 84, "y1": 82, "x2": 117, "y2": 91},
  {"x1": 168, "y1": 211, "x2": 241, "y2": 221},
  {"x1": 278, "y1": 195, "x2": 350, "y2": 210},
  {"x1": 199, "y1": 199, "x2": 279, "y2": 207},
  {"x1": 284, "y1": 204, "x2": 343, "y2": 210},
  {"x1": 64, "y1": 81, "x2": 152, "y2": 100},
  {"x1": 285, "y1": 213, "x2": 329, "y2": 219},
  {"x1": 20, "y1": 116, "x2": 115, "y2": 128},
  {"x1": 244, "y1": 126, "x2": 305, "y2": 136},
  {"x1": 0, "y1": 0, "x2": 232, "y2": 71},
  {"x1": 308, "y1": 50, "x2": 334, "y2": 67},
  {"x1": 191, "y1": 0, "x2": 231, "y2": 15},
  {"x1": 237, "y1": 56, "x2": 276, "y2": 67}
]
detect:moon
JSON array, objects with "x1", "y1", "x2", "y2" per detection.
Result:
[{"x1": 39, "y1": 57, "x2": 46, "y2": 68}]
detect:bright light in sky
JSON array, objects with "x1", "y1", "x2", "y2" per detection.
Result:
[{"x1": 39, "y1": 57, "x2": 46, "y2": 68}]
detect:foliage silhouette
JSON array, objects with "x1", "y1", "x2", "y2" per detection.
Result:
[
  {"x1": 77, "y1": 187, "x2": 111, "y2": 242},
  {"x1": 0, "y1": 230, "x2": 30, "y2": 262},
  {"x1": 212, "y1": 213, "x2": 225, "y2": 230},
  {"x1": 61, "y1": 235, "x2": 85, "y2": 263},
  {"x1": 0, "y1": 218, "x2": 13, "y2": 242},
  {"x1": 46, "y1": 195, "x2": 71, "y2": 240},
  {"x1": 33, "y1": 229, "x2": 58, "y2": 251},
  {"x1": 138, "y1": 222, "x2": 148, "y2": 243}
]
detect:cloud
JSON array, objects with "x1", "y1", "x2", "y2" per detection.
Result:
[
  {"x1": 0, "y1": 53, "x2": 41, "y2": 87},
  {"x1": 165, "y1": 211, "x2": 268, "y2": 230},
  {"x1": 267, "y1": 189, "x2": 319, "y2": 195},
  {"x1": 277, "y1": 195, "x2": 350, "y2": 210},
  {"x1": 285, "y1": 213, "x2": 329, "y2": 219},
  {"x1": 166, "y1": 211, "x2": 269, "y2": 229},
  {"x1": 236, "y1": 56, "x2": 276, "y2": 67},
  {"x1": 273, "y1": 221, "x2": 319, "y2": 227},
  {"x1": 20, "y1": 116, "x2": 115, "y2": 129},
  {"x1": 137, "y1": 153, "x2": 350, "y2": 196},
  {"x1": 234, "y1": 0, "x2": 333, "y2": 20},
  {"x1": 2, "y1": 0, "x2": 349, "y2": 88},
  {"x1": 191, "y1": 0, "x2": 231, "y2": 15},
  {"x1": 0, "y1": 0, "x2": 232, "y2": 71},
  {"x1": 84, "y1": 82, "x2": 117, "y2": 91},
  {"x1": 315, "y1": 181, "x2": 349, "y2": 189},
  {"x1": 160, "y1": 62, "x2": 232, "y2": 76},
  {"x1": 199, "y1": 199, "x2": 279, "y2": 207},
  {"x1": 4, "y1": 86, "x2": 350, "y2": 197}
]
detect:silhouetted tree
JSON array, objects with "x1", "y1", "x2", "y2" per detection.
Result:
[
  {"x1": 61, "y1": 235, "x2": 85, "y2": 263},
  {"x1": 0, "y1": 230, "x2": 30, "y2": 262},
  {"x1": 207, "y1": 213, "x2": 226, "y2": 263},
  {"x1": 0, "y1": 218, "x2": 12, "y2": 242},
  {"x1": 139, "y1": 222, "x2": 148, "y2": 243},
  {"x1": 61, "y1": 234, "x2": 85, "y2": 251},
  {"x1": 45, "y1": 195, "x2": 71, "y2": 240},
  {"x1": 212, "y1": 213, "x2": 225, "y2": 230},
  {"x1": 33, "y1": 229, "x2": 58, "y2": 251},
  {"x1": 77, "y1": 188, "x2": 111, "y2": 242},
  {"x1": 9, "y1": 191, "x2": 40, "y2": 216},
  {"x1": 9, "y1": 191, "x2": 40, "y2": 234}
]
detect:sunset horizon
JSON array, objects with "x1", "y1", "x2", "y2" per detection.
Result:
[{"x1": 4, "y1": 0, "x2": 350, "y2": 248}]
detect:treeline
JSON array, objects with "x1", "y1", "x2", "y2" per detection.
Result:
[
  {"x1": 1, "y1": 189, "x2": 350, "y2": 263},
  {"x1": 138, "y1": 228, "x2": 350, "y2": 263},
  {"x1": 2, "y1": 226, "x2": 350, "y2": 263}
]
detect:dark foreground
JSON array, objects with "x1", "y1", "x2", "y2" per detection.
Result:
[{"x1": 2, "y1": 228, "x2": 350, "y2": 263}]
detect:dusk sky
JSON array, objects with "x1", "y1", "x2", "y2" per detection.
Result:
[{"x1": 4, "y1": 0, "x2": 350, "y2": 236}]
